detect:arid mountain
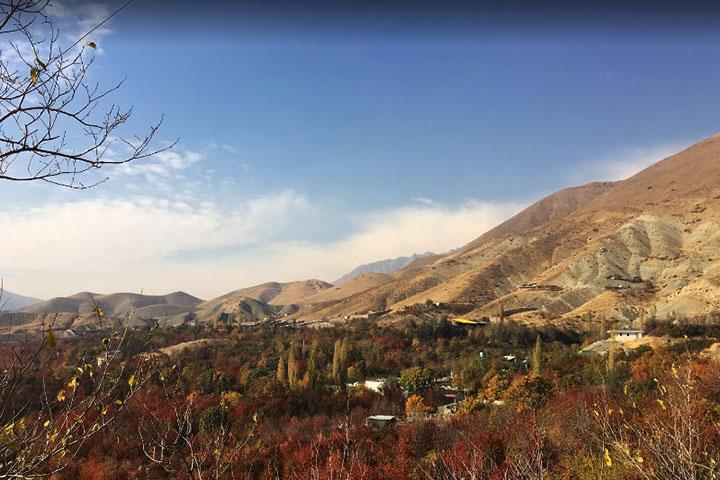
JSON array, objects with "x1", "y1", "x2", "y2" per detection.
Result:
[
  {"x1": 303, "y1": 273, "x2": 393, "y2": 304},
  {"x1": 0, "y1": 290, "x2": 42, "y2": 311},
  {"x1": 197, "y1": 279, "x2": 332, "y2": 312},
  {"x1": 289, "y1": 134, "x2": 720, "y2": 330},
  {"x1": 333, "y1": 252, "x2": 436, "y2": 285},
  {"x1": 463, "y1": 181, "x2": 616, "y2": 250},
  {"x1": 193, "y1": 296, "x2": 298, "y2": 325},
  {"x1": 20, "y1": 291, "x2": 203, "y2": 319}
]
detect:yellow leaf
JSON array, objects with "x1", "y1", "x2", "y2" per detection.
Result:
[
  {"x1": 128, "y1": 374, "x2": 137, "y2": 388},
  {"x1": 68, "y1": 377, "x2": 79, "y2": 388},
  {"x1": 57, "y1": 390, "x2": 66, "y2": 402},
  {"x1": 114, "y1": 399, "x2": 122, "y2": 405},
  {"x1": 30, "y1": 67, "x2": 37, "y2": 83},
  {"x1": 35, "y1": 57, "x2": 46, "y2": 69},
  {"x1": 657, "y1": 399, "x2": 666, "y2": 410},
  {"x1": 86, "y1": 41, "x2": 97, "y2": 49},
  {"x1": 604, "y1": 448, "x2": 612, "y2": 467},
  {"x1": 45, "y1": 328, "x2": 57, "y2": 349}
]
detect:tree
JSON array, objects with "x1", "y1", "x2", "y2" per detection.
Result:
[
  {"x1": 0, "y1": 308, "x2": 151, "y2": 478},
  {"x1": 405, "y1": 394, "x2": 432, "y2": 417},
  {"x1": 399, "y1": 366, "x2": 432, "y2": 392},
  {"x1": 607, "y1": 329, "x2": 617, "y2": 371},
  {"x1": 0, "y1": 0, "x2": 171, "y2": 188},
  {"x1": 332, "y1": 339, "x2": 342, "y2": 384},
  {"x1": 591, "y1": 360, "x2": 720, "y2": 479},
  {"x1": 505, "y1": 375, "x2": 553, "y2": 412},
  {"x1": 287, "y1": 345, "x2": 299, "y2": 388},
  {"x1": 452, "y1": 355, "x2": 488, "y2": 394},
  {"x1": 532, "y1": 334, "x2": 543, "y2": 377},
  {"x1": 137, "y1": 361, "x2": 257, "y2": 480},
  {"x1": 306, "y1": 340, "x2": 321, "y2": 390},
  {"x1": 276, "y1": 355, "x2": 287, "y2": 385}
]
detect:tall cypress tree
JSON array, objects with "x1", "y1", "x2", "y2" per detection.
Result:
[
  {"x1": 532, "y1": 334, "x2": 542, "y2": 377},
  {"x1": 332, "y1": 339, "x2": 341, "y2": 383},
  {"x1": 308, "y1": 340, "x2": 320, "y2": 390},
  {"x1": 607, "y1": 329, "x2": 617, "y2": 371},
  {"x1": 339, "y1": 338, "x2": 350, "y2": 385},
  {"x1": 277, "y1": 356, "x2": 287, "y2": 385},
  {"x1": 287, "y1": 346, "x2": 298, "y2": 387}
]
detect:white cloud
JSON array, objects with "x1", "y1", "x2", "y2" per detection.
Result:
[
  {"x1": 0, "y1": 190, "x2": 308, "y2": 275},
  {"x1": 115, "y1": 150, "x2": 202, "y2": 177},
  {"x1": 569, "y1": 142, "x2": 685, "y2": 183},
  {"x1": 1, "y1": 195, "x2": 522, "y2": 300},
  {"x1": 411, "y1": 196, "x2": 437, "y2": 207},
  {"x1": 239, "y1": 200, "x2": 524, "y2": 285}
]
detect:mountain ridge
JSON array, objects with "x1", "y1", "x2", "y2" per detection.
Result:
[
  {"x1": 0, "y1": 290, "x2": 42, "y2": 311},
  {"x1": 333, "y1": 252, "x2": 436, "y2": 285},
  {"x1": 286, "y1": 133, "x2": 720, "y2": 329}
]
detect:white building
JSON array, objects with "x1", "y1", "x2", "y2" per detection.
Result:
[{"x1": 607, "y1": 329, "x2": 646, "y2": 342}]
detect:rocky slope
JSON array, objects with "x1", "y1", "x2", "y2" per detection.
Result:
[{"x1": 288, "y1": 134, "x2": 720, "y2": 330}]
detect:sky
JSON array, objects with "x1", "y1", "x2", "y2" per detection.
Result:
[{"x1": 2, "y1": 1, "x2": 720, "y2": 300}]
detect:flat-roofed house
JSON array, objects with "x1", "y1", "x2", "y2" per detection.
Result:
[{"x1": 607, "y1": 329, "x2": 646, "y2": 342}]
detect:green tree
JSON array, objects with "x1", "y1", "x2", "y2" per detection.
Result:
[
  {"x1": 453, "y1": 355, "x2": 489, "y2": 393},
  {"x1": 307, "y1": 340, "x2": 320, "y2": 389},
  {"x1": 400, "y1": 366, "x2": 433, "y2": 392},
  {"x1": 287, "y1": 345, "x2": 299, "y2": 387}
]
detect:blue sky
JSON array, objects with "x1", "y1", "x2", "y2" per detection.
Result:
[{"x1": 3, "y1": 1, "x2": 720, "y2": 300}]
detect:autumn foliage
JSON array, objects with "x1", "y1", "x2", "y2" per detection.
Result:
[{"x1": 3, "y1": 316, "x2": 720, "y2": 479}]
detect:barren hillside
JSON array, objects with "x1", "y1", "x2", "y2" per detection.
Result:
[
  {"x1": 287, "y1": 134, "x2": 720, "y2": 330},
  {"x1": 20, "y1": 291, "x2": 203, "y2": 318},
  {"x1": 199, "y1": 279, "x2": 332, "y2": 311}
]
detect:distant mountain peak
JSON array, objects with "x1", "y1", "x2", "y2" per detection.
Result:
[
  {"x1": 333, "y1": 252, "x2": 436, "y2": 285},
  {"x1": 0, "y1": 290, "x2": 42, "y2": 312}
]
